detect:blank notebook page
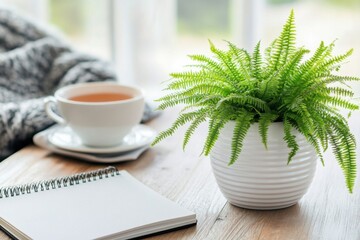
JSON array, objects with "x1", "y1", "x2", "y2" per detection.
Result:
[{"x1": 0, "y1": 170, "x2": 195, "y2": 240}]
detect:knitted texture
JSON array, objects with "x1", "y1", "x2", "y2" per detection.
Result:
[{"x1": 0, "y1": 9, "x2": 126, "y2": 160}]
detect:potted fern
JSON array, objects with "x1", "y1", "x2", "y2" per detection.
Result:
[{"x1": 152, "y1": 10, "x2": 359, "y2": 209}]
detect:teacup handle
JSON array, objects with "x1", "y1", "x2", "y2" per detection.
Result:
[{"x1": 44, "y1": 97, "x2": 66, "y2": 125}]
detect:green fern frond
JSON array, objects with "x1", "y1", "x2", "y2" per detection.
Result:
[
  {"x1": 156, "y1": 94, "x2": 207, "y2": 110},
  {"x1": 208, "y1": 40, "x2": 242, "y2": 82},
  {"x1": 304, "y1": 133, "x2": 325, "y2": 165},
  {"x1": 266, "y1": 48, "x2": 310, "y2": 105},
  {"x1": 183, "y1": 110, "x2": 208, "y2": 150},
  {"x1": 299, "y1": 104, "x2": 315, "y2": 133},
  {"x1": 187, "y1": 95, "x2": 222, "y2": 108},
  {"x1": 319, "y1": 49, "x2": 353, "y2": 72},
  {"x1": 203, "y1": 117, "x2": 227, "y2": 156},
  {"x1": 322, "y1": 96, "x2": 358, "y2": 110},
  {"x1": 278, "y1": 48, "x2": 310, "y2": 89},
  {"x1": 317, "y1": 109, "x2": 357, "y2": 192},
  {"x1": 296, "y1": 41, "x2": 329, "y2": 80},
  {"x1": 328, "y1": 127, "x2": 356, "y2": 193},
  {"x1": 216, "y1": 95, "x2": 271, "y2": 113},
  {"x1": 229, "y1": 113, "x2": 253, "y2": 165},
  {"x1": 258, "y1": 113, "x2": 280, "y2": 149},
  {"x1": 327, "y1": 87, "x2": 354, "y2": 97},
  {"x1": 168, "y1": 71, "x2": 232, "y2": 90},
  {"x1": 226, "y1": 41, "x2": 252, "y2": 81},
  {"x1": 283, "y1": 116, "x2": 299, "y2": 164},
  {"x1": 168, "y1": 70, "x2": 209, "y2": 88},
  {"x1": 308, "y1": 109, "x2": 329, "y2": 153},
  {"x1": 269, "y1": 9, "x2": 296, "y2": 71},
  {"x1": 158, "y1": 83, "x2": 232, "y2": 107},
  {"x1": 189, "y1": 54, "x2": 229, "y2": 76},
  {"x1": 180, "y1": 83, "x2": 233, "y2": 96},
  {"x1": 264, "y1": 39, "x2": 277, "y2": 68},
  {"x1": 287, "y1": 75, "x2": 360, "y2": 109},
  {"x1": 252, "y1": 41, "x2": 263, "y2": 80},
  {"x1": 151, "y1": 110, "x2": 205, "y2": 146},
  {"x1": 259, "y1": 73, "x2": 280, "y2": 101},
  {"x1": 170, "y1": 70, "x2": 206, "y2": 80},
  {"x1": 263, "y1": 47, "x2": 308, "y2": 100}
]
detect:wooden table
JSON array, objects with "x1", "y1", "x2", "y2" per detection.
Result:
[{"x1": 0, "y1": 108, "x2": 359, "y2": 240}]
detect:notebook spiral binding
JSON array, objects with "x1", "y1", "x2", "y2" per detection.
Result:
[{"x1": 0, "y1": 166, "x2": 120, "y2": 199}]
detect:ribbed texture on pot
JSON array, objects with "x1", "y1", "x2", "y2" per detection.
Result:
[{"x1": 210, "y1": 121, "x2": 317, "y2": 210}]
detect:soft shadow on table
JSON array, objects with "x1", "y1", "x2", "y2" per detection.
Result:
[
  {"x1": 227, "y1": 203, "x2": 309, "y2": 240},
  {"x1": 46, "y1": 148, "x2": 156, "y2": 168}
]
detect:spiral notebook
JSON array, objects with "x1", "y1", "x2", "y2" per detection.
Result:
[{"x1": 0, "y1": 167, "x2": 196, "y2": 240}]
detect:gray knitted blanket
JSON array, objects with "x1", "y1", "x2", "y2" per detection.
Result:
[{"x1": 0, "y1": 9, "x2": 155, "y2": 160}]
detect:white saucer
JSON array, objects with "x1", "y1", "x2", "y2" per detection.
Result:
[{"x1": 48, "y1": 125, "x2": 156, "y2": 154}]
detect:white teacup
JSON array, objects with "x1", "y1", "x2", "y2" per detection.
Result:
[{"x1": 45, "y1": 82, "x2": 144, "y2": 148}]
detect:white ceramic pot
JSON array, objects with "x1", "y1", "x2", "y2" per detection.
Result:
[{"x1": 210, "y1": 121, "x2": 317, "y2": 210}]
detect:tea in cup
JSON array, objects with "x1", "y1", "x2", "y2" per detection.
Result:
[{"x1": 45, "y1": 82, "x2": 144, "y2": 147}]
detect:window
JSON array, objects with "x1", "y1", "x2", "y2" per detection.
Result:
[
  {"x1": 49, "y1": 0, "x2": 112, "y2": 61},
  {"x1": 1, "y1": 0, "x2": 359, "y2": 96}
]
